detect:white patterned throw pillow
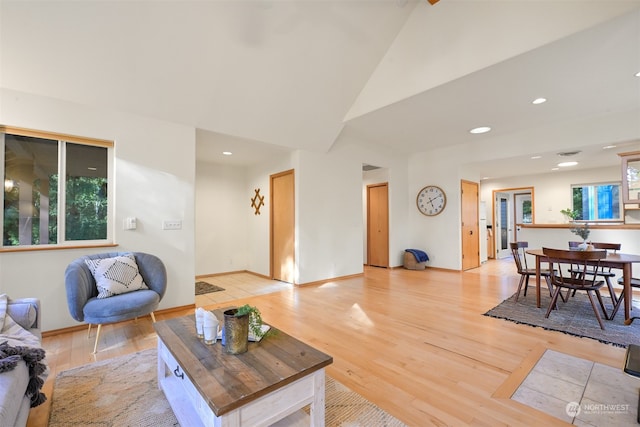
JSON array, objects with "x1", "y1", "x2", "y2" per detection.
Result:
[{"x1": 84, "y1": 253, "x2": 149, "y2": 299}]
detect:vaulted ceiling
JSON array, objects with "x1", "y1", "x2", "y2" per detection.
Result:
[{"x1": 2, "y1": 0, "x2": 639, "y2": 178}]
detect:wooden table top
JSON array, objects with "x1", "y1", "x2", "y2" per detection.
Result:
[
  {"x1": 154, "y1": 313, "x2": 333, "y2": 416},
  {"x1": 527, "y1": 249, "x2": 640, "y2": 264}
]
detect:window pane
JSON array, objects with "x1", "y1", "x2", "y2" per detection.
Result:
[
  {"x1": 522, "y1": 200, "x2": 532, "y2": 223},
  {"x1": 3, "y1": 134, "x2": 58, "y2": 246},
  {"x1": 572, "y1": 183, "x2": 621, "y2": 221},
  {"x1": 65, "y1": 143, "x2": 108, "y2": 241},
  {"x1": 597, "y1": 184, "x2": 620, "y2": 220}
]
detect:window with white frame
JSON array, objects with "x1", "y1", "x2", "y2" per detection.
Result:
[
  {"x1": 1, "y1": 126, "x2": 113, "y2": 247},
  {"x1": 570, "y1": 182, "x2": 622, "y2": 222}
]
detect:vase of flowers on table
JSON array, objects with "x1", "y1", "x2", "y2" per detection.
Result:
[{"x1": 561, "y1": 208, "x2": 591, "y2": 250}]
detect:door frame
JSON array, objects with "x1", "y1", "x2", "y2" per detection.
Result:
[
  {"x1": 270, "y1": 169, "x2": 295, "y2": 283},
  {"x1": 461, "y1": 180, "x2": 480, "y2": 270},
  {"x1": 491, "y1": 187, "x2": 534, "y2": 259},
  {"x1": 366, "y1": 182, "x2": 389, "y2": 268}
]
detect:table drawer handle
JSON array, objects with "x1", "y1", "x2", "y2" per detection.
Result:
[{"x1": 173, "y1": 365, "x2": 184, "y2": 380}]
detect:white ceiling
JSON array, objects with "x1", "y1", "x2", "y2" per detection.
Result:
[{"x1": 1, "y1": 0, "x2": 639, "y2": 178}]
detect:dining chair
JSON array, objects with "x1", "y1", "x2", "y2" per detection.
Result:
[
  {"x1": 543, "y1": 247, "x2": 609, "y2": 330},
  {"x1": 510, "y1": 242, "x2": 555, "y2": 302},
  {"x1": 609, "y1": 276, "x2": 640, "y2": 320},
  {"x1": 568, "y1": 242, "x2": 621, "y2": 307}
]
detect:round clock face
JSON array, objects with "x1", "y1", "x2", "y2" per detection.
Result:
[{"x1": 417, "y1": 186, "x2": 446, "y2": 216}]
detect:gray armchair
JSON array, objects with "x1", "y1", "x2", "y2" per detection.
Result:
[{"x1": 65, "y1": 252, "x2": 167, "y2": 353}]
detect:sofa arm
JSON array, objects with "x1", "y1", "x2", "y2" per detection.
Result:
[{"x1": 7, "y1": 297, "x2": 40, "y2": 330}]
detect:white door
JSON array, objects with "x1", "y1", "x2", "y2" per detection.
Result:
[{"x1": 495, "y1": 192, "x2": 513, "y2": 259}]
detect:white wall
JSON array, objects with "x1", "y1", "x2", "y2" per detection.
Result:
[
  {"x1": 482, "y1": 164, "x2": 640, "y2": 276},
  {"x1": 0, "y1": 89, "x2": 196, "y2": 331},
  {"x1": 296, "y1": 148, "x2": 364, "y2": 283},
  {"x1": 408, "y1": 146, "x2": 466, "y2": 270},
  {"x1": 195, "y1": 161, "x2": 248, "y2": 275},
  {"x1": 480, "y1": 165, "x2": 620, "y2": 225},
  {"x1": 193, "y1": 132, "x2": 411, "y2": 284}
]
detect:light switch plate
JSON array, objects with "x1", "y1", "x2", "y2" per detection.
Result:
[
  {"x1": 162, "y1": 219, "x2": 182, "y2": 230},
  {"x1": 124, "y1": 217, "x2": 137, "y2": 230}
]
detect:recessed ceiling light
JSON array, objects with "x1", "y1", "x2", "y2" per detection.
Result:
[
  {"x1": 222, "y1": 151, "x2": 233, "y2": 156},
  {"x1": 532, "y1": 98, "x2": 547, "y2": 105},
  {"x1": 602, "y1": 145, "x2": 617, "y2": 150},
  {"x1": 635, "y1": 71, "x2": 640, "y2": 77},
  {"x1": 551, "y1": 167, "x2": 559, "y2": 171},
  {"x1": 558, "y1": 161, "x2": 578, "y2": 167},
  {"x1": 530, "y1": 155, "x2": 542, "y2": 159},
  {"x1": 469, "y1": 126, "x2": 491, "y2": 134}
]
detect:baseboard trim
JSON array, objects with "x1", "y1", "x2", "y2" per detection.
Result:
[
  {"x1": 196, "y1": 270, "x2": 270, "y2": 280},
  {"x1": 296, "y1": 272, "x2": 364, "y2": 287}
]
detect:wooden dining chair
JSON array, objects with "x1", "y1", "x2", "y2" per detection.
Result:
[
  {"x1": 543, "y1": 247, "x2": 609, "y2": 330},
  {"x1": 510, "y1": 242, "x2": 555, "y2": 302},
  {"x1": 568, "y1": 242, "x2": 621, "y2": 306},
  {"x1": 609, "y1": 276, "x2": 640, "y2": 320}
]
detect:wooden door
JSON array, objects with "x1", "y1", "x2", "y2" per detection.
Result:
[
  {"x1": 271, "y1": 170, "x2": 295, "y2": 283},
  {"x1": 367, "y1": 183, "x2": 389, "y2": 268},
  {"x1": 461, "y1": 180, "x2": 480, "y2": 270}
]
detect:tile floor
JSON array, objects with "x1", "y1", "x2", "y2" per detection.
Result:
[
  {"x1": 195, "y1": 272, "x2": 293, "y2": 308},
  {"x1": 513, "y1": 349, "x2": 639, "y2": 426}
]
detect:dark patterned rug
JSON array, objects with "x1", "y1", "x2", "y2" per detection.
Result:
[
  {"x1": 195, "y1": 281, "x2": 225, "y2": 295},
  {"x1": 484, "y1": 291, "x2": 640, "y2": 348}
]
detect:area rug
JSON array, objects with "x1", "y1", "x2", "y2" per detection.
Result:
[
  {"x1": 484, "y1": 292, "x2": 640, "y2": 348},
  {"x1": 48, "y1": 348, "x2": 407, "y2": 427},
  {"x1": 195, "y1": 281, "x2": 225, "y2": 295}
]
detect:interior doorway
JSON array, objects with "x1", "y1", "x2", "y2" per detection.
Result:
[
  {"x1": 366, "y1": 182, "x2": 389, "y2": 268},
  {"x1": 270, "y1": 169, "x2": 295, "y2": 283},
  {"x1": 491, "y1": 187, "x2": 534, "y2": 259},
  {"x1": 495, "y1": 192, "x2": 512, "y2": 259},
  {"x1": 461, "y1": 180, "x2": 480, "y2": 270}
]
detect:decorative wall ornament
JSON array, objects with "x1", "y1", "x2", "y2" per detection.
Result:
[{"x1": 251, "y1": 188, "x2": 265, "y2": 215}]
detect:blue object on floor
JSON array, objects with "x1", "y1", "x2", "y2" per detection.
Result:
[{"x1": 405, "y1": 249, "x2": 429, "y2": 263}]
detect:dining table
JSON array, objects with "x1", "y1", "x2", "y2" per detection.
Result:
[{"x1": 526, "y1": 248, "x2": 640, "y2": 325}]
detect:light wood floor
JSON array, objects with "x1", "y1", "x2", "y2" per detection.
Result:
[{"x1": 28, "y1": 260, "x2": 628, "y2": 426}]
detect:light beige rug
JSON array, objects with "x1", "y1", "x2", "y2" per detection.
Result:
[{"x1": 48, "y1": 348, "x2": 406, "y2": 427}]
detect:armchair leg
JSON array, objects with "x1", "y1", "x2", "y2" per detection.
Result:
[
  {"x1": 87, "y1": 323, "x2": 92, "y2": 339},
  {"x1": 92, "y1": 324, "x2": 102, "y2": 354},
  {"x1": 150, "y1": 312, "x2": 156, "y2": 323}
]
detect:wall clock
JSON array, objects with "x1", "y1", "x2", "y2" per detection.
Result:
[{"x1": 417, "y1": 185, "x2": 446, "y2": 216}]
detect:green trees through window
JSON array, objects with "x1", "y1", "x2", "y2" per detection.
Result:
[
  {"x1": 2, "y1": 128, "x2": 111, "y2": 247},
  {"x1": 571, "y1": 182, "x2": 621, "y2": 222}
]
